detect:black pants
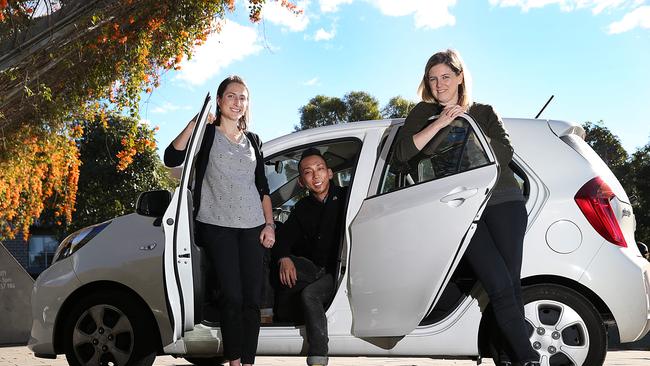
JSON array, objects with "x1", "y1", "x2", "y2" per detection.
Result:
[
  {"x1": 272, "y1": 257, "x2": 334, "y2": 365},
  {"x1": 197, "y1": 222, "x2": 265, "y2": 364},
  {"x1": 464, "y1": 201, "x2": 538, "y2": 364}
]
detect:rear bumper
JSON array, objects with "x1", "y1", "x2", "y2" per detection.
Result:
[{"x1": 580, "y1": 243, "x2": 650, "y2": 342}]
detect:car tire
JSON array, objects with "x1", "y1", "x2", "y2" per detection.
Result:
[
  {"x1": 522, "y1": 284, "x2": 607, "y2": 366},
  {"x1": 183, "y1": 356, "x2": 226, "y2": 366},
  {"x1": 63, "y1": 290, "x2": 156, "y2": 366}
]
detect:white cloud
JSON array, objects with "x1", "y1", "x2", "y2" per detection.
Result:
[
  {"x1": 608, "y1": 5, "x2": 650, "y2": 33},
  {"x1": 320, "y1": 0, "x2": 354, "y2": 12},
  {"x1": 262, "y1": 0, "x2": 310, "y2": 31},
  {"x1": 488, "y1": 0, "x2": 642, "y2": 14},
  {"x1": 369, "y1": 0, "x2": 457, "y2": 29},
  {"x1": 176, "y1": 21, "x2": 262, "y2": 86},
  {"x1": 314, "y1": 27, "x2": 336, "y2": 40},
  {"x1": 303, "y1": 77, "x2": 320, "y2": 86},
  {"x1": 151, "y1": 102, "x2": 189, "y2": 114}
]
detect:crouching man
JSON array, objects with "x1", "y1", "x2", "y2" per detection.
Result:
[{"x1": 271, "y1": 148, "x2": 348, "y2": 366}]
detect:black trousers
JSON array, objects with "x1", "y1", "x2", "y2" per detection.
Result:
[
  {"x1": 464, "y1": 200, "x2": 538, "y2": 363},
  {"x1": 197, "y1": 222, "x2": 265, "y2": 364},
  {"x1": 272, "y1": 257, "x2": 334, "y2": 365}
]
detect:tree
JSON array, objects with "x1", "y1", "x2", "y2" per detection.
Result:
[
  {"x1": 295, "y1": 91, "x2": 381, "y2": 131},
  {"x1": 66, "y1": 114, "x2": 176, "y2": 234},
  {"x1": 381, "y1": 96, "x2": 416, "y2": 119},
  {"x1": 627, "y1": 144, "x2": 650, "y2": 244},
  {"x1": 0, "y1": 0, "x2": 300, "y2": 239},
  {"x1": 582, "y1": 121, "x2": 630, "y2": 184},
  {"x1": 343, "y1": 91, "x2": 381, "y2": 122},
  {"x1": 295, "y1": 95, "x2": 347, "y2": 131}
]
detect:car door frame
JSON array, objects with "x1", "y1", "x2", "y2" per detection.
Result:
[
  {"x1": 347, "y1": 113, "x2": 499, "y2": 337},
  {"x1": 161, "y1": 94, "x2": 212, "y2": 352}
]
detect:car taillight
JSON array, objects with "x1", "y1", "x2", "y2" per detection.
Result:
[{"x1": 574, "y1": 177, "x2": 627, "y2": 247}]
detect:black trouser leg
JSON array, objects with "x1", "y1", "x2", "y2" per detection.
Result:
[
  {"x1": 465, "y1": 201, "x2": 538, "y2": 364},
  {"x1": 301, "y1": 273, "x2": 334, "y2": 365},
  {"x1": 238, "y1": 225, "x2": 265, "y2": 364},
  {"x1": 199, "y1": 222, "x2": 264, "y2": 364}
]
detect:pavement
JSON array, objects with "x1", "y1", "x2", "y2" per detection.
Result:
[{"x1": 1, "y1": 346, "x2": 650, "y2": 366}]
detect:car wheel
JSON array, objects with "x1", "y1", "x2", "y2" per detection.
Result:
[
  {"x1": 523, "y1": 284, "x2": 607, "y2": 366},
  {"x1": 183, "y1": 356, "x2": 226, "y2": 365},
  {"x1": 63, "y1": 291, "x2": 156, "y2": 366}
]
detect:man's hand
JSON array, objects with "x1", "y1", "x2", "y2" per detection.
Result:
[{"x1": 279, "y1": 257, "x2": 297, "y2": 288}]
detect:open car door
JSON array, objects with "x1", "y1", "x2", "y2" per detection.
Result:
[
  {"x1": 162, "y1": 94, "x2": 212, "y2": 349},
  {"x1": 348, "y1": 113, "x2": 499, "y2": 337}
]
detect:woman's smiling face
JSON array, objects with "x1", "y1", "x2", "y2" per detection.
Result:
[{"x1": 427, "y1": 63, "x2": 463, "y2": 106}]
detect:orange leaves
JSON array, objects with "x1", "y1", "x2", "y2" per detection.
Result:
[
  {"x1": 0, "y1": 130, "x2": 80, "y2": 240},
  {"x1": 0, "y1": 0, "x2": 8, "y2": 9}
]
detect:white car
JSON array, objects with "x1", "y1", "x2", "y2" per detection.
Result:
[{"x1": 29, "y1": 95, "x2": 650, "y2": 366}]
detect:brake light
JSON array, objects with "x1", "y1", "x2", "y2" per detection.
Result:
[{"x1": 574, "y1": 177, "x2": 627, "y2": 247}]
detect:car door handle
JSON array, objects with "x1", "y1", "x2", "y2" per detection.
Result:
[{"x1": 440, "y1": 187, "x2": 478, "y2": 205}]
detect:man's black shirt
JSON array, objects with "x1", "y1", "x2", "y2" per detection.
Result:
[{"x1": 272, "y1": 183, "x2": 348, "y2": 275}]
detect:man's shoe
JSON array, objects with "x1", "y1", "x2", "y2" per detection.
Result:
[
  {"x1": 498, "y1": 362, "x2": 512, "y2": 366},
  {"x1": 522, "y1": 362, "x2": 541, "y2": 366}
]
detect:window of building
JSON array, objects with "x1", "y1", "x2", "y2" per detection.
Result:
[{"x1": 28, "y1": 235, "x2": 59, "y2": 272}]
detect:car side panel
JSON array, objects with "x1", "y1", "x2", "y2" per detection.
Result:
[{"x1": 72, "y1": 214, "x2": 172, "y2": 346}]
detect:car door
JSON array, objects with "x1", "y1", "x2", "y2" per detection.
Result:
[
  {"x1": 348, "y1": 113, "x2": 499, "y2": 337},
  {"x1": 162, "y1": 94, "x2": 212, "y2": 346}
]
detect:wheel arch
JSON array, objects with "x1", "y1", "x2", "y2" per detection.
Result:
[
  {"x1": 53, "y1": 280, "x2": 163, "y2": 355},
  {"x1": 478, "y1": 275, "x2": 615, "y2": 357}
]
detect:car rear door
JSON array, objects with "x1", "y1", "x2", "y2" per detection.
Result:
[
  {"x1": 348, "y1": 114, "x2": 499, "y2": 337},
  {"x1": 162, "y1": 94, "x2": 212, "y2": 347}
]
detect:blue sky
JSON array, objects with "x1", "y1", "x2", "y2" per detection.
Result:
[{"x1": 139, "y1": 0, "x2": 650, "y2": 156}]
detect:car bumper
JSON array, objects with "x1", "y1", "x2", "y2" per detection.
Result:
[
  {"x1": 27, "y1": 259, "x2": 81, "y2": 357},
  {"x1": 580, "y1": 243, "x2": 650, "y2": 342}
]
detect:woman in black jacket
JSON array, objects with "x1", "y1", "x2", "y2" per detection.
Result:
[
  {"x1": 394, "y1": 50, "x2": 540, "y2": 366},
  {"x1": 164, "y1": 75, "x2": 275, "y2": 366}
]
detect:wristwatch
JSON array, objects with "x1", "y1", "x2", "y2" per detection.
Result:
[{"x1": 265, "y1": 222, "x2": 276, "y2": 230}]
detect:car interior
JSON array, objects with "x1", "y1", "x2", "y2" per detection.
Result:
[{"x1": 195, "y1": 139, "x2": 363, "y2": 327}]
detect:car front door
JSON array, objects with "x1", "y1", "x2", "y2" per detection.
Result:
[
  {"x1": 162, "y1": 94, "x2": 212, "y2": 348},
  {"x1": 348, "y1": 114, "x2": 499, "y2": 337}
]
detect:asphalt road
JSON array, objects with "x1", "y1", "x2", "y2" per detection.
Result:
[{"x1": 2, "y1": 346, "x2": 650, "y2": 366}]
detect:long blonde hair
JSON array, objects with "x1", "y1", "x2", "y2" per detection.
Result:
[{"x1": 417, "y1": 49, "x2": 472, "y2": 109}]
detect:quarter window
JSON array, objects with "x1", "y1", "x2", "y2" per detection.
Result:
[{"x1": 380, "y1": 118, "x2": 491, "y2": 194}]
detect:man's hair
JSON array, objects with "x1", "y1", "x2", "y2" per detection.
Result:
[{"x1": 298, "y1": 148, "x2": 327, "y2": 172}]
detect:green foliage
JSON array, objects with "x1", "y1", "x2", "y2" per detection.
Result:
[
  {"x1": 583, "y1": 121, "x2": 630, "y2": 181},
  {"x1": 66, "y1": 114, "x2": 176, "y2": 234},
  {"x1": 296, "y1": 91, "x2": 409, "y2": 131},
  {"x1": 296, "y1": 95, "x2": 347, "y2": 131},
  {"x1": 343, "y1": 91, "x2": 381, "y2": 122},
  {"x1": 382, "y1": 96, "x2": 416, "y2": 119}
]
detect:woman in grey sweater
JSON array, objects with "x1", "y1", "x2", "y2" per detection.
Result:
[
  {"x1": 165, "y1": 75, "x2": 275, "y2": 366},
  {"x1": 394, "y1": 50, "x2": 540, "y2": 366}
]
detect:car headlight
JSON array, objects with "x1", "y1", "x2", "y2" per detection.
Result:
[{"x1": 53, "y1": 221, "x2": 111, "y2": 263}]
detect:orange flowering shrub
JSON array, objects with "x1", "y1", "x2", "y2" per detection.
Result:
[{"x1": 0, "y1": 0, "x2": 300, "y2": 239}]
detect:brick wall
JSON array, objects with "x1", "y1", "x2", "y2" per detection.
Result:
[{"x1": 1, "y1": 236, "x2": 29, "y2": 271}]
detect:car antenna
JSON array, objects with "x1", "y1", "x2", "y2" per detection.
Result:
[{"x1": 534, "y1": 95, "x2": 554, "y2": 119}]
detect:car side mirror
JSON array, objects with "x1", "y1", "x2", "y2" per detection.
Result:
[{"x1": 136, "y1": 190, "x2": 172, "y2": 217}]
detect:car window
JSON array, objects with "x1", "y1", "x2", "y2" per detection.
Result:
[
  {"x1": 379, "y1": 118, "x2": 491, "y2": 195},
  {"x1": 265, "y1": 139, "x2": 361, "y2": 223}
]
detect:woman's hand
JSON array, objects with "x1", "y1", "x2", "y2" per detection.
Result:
[
  {"x1": 206, "y1": 112, "x2": 216, "y2": 124},
  {"x1": 260, "y1": 224, "x2": 275, "y2": 248},
  {"x1": 434, "y1": 104, "x2": 464, "y2": 129}
]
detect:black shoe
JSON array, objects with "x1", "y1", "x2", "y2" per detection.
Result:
[
  {"x1": 522, "y1": 362, "x2": 541, "y2": 366},
  {"x1": 498, "y1": 362, "x2": 512, "y2": 366}
]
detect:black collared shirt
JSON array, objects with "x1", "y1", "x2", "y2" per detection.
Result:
[{"x1": 272, "y1": 183, "x2": 348, "y2": 275}]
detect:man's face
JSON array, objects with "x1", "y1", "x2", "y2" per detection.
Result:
[{"x1": 299, "y1": 155, "x2": 333, "y2": 196}]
